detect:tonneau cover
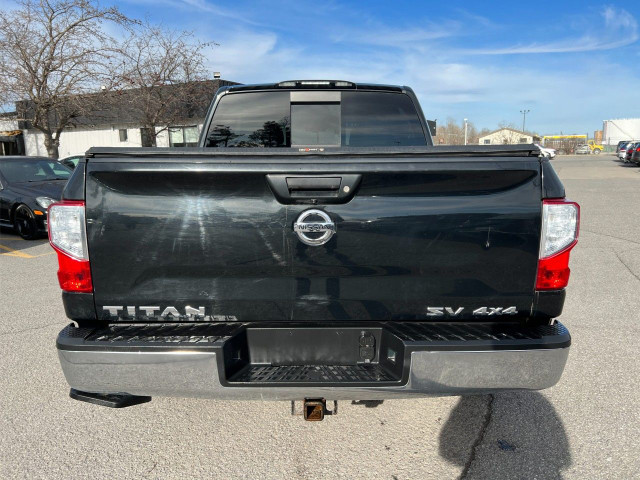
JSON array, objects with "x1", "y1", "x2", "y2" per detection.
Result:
[{"x1": 85, "y1": 144, "x2": 543, "y2": 159}]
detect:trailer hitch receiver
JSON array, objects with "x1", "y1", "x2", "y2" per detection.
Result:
[{"x1": 291, "y1": 398, "x2": 338, "y2": 421}]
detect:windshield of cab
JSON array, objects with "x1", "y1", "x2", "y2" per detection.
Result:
[{"x1": 0, "y1": 159, "x2": 71, "y2": 183}]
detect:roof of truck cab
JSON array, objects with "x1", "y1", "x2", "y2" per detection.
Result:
[{"x1": 223, "y1": 81, "x2": 405, "y2": 93}]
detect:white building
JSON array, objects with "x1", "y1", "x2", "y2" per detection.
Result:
[
  {"x1": 479, "y1": 128, "x2": 540, "y2": 145},
  {"x1": 22, "y1": 123, "x2": 199, "y2": 158},
  {"x1": 3, "y1": 79, "x2": 237, "y2": 158},
  {"x1": 602, "y1": 118, "x2": 640, "y2": 145},
  {"x1": 0, "y1": 114, "x2": 24, "y2": 155}
]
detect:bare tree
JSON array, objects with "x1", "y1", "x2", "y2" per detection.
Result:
[
  {"x1": 0, "y1": 0, "x2": 131, "y2": 158},
  {"x1": 113, "y1": 23, "x2": 215, "y2": 147},
  {"x1": 434, "y1": 117, "x2": 484, "y2": 145},
  {"x1": 477, "y1": 128, "x2": 491, "y2": 144}
]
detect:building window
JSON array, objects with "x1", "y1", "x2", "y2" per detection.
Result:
[
  {"x1": 484, "y1": 139, "x2": 490, "y2": 144},
  {"x1": 169, "y1": 126, "x2": 199, "y2": 147},
  {"x1": 119, "y1": 129, "x2": 128, "y2": 142},
  {"x1": 519, "y1": 137, "x2": 527, "y2": 143}
]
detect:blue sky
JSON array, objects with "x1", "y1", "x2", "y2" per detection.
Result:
[{"x1": 100, "y1": 1, "x2": 640, "y2": 134}]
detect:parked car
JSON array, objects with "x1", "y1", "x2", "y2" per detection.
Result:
[
  {"x1": 625, "y1": 143, "x2": 639, "y2": 163},
  {"x1": 616, "y1": 140, "x2": 632, "y2": 153},
  {"x1": 618, "y1": 142, "x2": 630, "y2": 161},
  {"x1": 575, "y1": 144, "x2": 591, "y2": 154},
  {"x1": 535, "y1": 144, "x2": 556, "y2": 158},
  {"x1": 618, "y1": 142, "x2": 635, "y2": 161},
  {"x1": 630, "y1": 143, "x2": 640, "y2": 164},
  {"x1": 59, "y1": 154, "x2": 84, "y2": 170},
  {"x1": 50, "y1": 80, "x2": 579, "y2": 418},
  {"x1": 0, "y1": 156, "x2": 71, "y2": 239}
]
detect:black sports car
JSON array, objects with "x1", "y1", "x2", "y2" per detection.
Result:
[
  {"x1": 0, "y1": 156, "x2": 72, "y2": 239},
  {"x1": 59, "y1": 154, "x2": 84, "y2": 170}
]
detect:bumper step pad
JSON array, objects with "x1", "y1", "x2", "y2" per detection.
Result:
[
  {"x1": 386, "y1": 322, "x2": 568, "y2": 346},
  {"x1": 230, "y1": 364, "x2": 397, "y2": 384},
  {"x1": 59, "y1": 323, "x2": 242, "y2": 349}
]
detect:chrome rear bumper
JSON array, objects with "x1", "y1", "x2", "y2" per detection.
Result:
[{"x1": 57, "y1": 322, "x2": 570, "y2": 401}]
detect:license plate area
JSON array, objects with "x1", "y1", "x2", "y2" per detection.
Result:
[{"x1": 222, "y1": 325, "x2": 406, "y2": 386}]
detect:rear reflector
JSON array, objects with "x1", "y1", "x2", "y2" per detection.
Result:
[
  {"x1": 536, "y1": 199, "x2": 580, "y2": 290},
  {"x1": 48, "y1": 201, "x2": 92, "y2": 293}
]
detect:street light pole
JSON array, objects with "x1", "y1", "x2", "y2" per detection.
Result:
[
  {"x1": 464, "y1": 118, "x2": 468, "y2": 145},
  {"x1": 520, "y1": 109, "x2": 530, "y2": 133}
]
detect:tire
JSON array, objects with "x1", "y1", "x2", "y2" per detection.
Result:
[
  {"x1": 593, "y1": 149, "x2": 601, "y2": 154},
  {"x1": 13, "y1": 205, "x2": 39, "y2": 240}
]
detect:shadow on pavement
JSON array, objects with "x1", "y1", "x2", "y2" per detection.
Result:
[
  {"x1": 612, "y1": 157, "x2": 640, "y2": 168},
  {"x1": 439, "y1": 392, "x2": 571, "y2": 479},
  {"x1": 351, "y1": 400, "x2": 384, "y2": 408},
  {"x1": 0, "y1": 226, "x2": 50, "y2": 253}
]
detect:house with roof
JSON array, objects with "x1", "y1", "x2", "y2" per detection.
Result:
[
  {"x1": 478, "y1": 127, "x2": 541, "y2": 145},
  {"x1": 3, "y1": 79, "x2": 237, "y2": 158},
  {"x1": 0, "y1": 113, "x2": 24, "y2": 155}
]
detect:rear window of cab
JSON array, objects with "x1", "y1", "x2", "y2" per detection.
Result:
[{"x1": 204, "y1": 91, "x2": 427, "y2": 148}]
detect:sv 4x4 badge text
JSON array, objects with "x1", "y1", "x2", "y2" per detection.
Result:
[{"x1": 426, "y1": 306, "x2": 518, "y2": 317}]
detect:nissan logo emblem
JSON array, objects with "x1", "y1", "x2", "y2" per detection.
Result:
[{"x1": 293, "y1": 209, "x2": 336, "y2": 246}]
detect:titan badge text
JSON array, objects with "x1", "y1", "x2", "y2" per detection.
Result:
[{"x1": 102, "y1": 306, "x2": 237, "y2": 321}]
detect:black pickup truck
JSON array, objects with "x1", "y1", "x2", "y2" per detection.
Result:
[{"x1": 49, "y1": 80, "x2": 579, "y2": 419}]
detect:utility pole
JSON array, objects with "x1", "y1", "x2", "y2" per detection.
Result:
[
  {"x1": 464, "y1": 118, "x2": 468, "y2": 145},
  {"x1": 520, "y1": 109, "x2": 530, "y2": 133}
]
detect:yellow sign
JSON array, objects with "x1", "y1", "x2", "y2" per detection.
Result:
[{"x1": 542, "y1": 135, "x2": 587, "y2": 139}]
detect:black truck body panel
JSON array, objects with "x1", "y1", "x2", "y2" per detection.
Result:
[{"x1": 82, "y1": 148, "x2": 544, "y2": 323}]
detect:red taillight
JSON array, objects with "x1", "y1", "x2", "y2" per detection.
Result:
[
  {"x1": 48, "y1": 200, "x2": 93, "y2": 293},
  {"x1": 636, "y1": 147, "x2": 640, "y2": 152},
  {"x1": 536, "y1": 249, "x2": 572, "y2": 290},
  {"x1": 536, "y1": 199, "x2": 580, "y2": 290},
  {"x1": 53, "y1": 250, "x2": 93, "y2": 292}
]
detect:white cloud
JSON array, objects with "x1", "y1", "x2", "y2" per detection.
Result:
[
  {"x1": 177, "y1": 0, "x2": 266, "y2": 26},
  {"x1": 196, "y1": 4, "x2": 639, "y2": 133},
  {"x1": 459, "y1": 6, "x2": 638, "y2": 55},
  {"x1": 121, "y1": 0, "x2": 265, "y2": 26},
  {"x1": 334, "y1": 21, "x2": 461, "y2": 48},
  {"x1": 208, "y1": 30, "x2": 303, "y2": 81}
]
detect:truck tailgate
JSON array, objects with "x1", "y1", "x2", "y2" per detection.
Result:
[{"x1": 85, "y1": 152, "x2": 542, "y2": 322}]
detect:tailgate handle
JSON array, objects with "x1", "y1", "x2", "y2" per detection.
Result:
[
  {"x1": 266, "y1": 174, "x2": 361, "y2": 204},
  {"x1": 286, "y1": 177, "x2": 341, "y2": 191}
]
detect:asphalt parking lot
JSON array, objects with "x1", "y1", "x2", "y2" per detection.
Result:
[{"x1": 1, "y1": 154, "x2": 639, "y2": 479}]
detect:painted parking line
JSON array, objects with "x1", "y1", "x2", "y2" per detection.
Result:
[
  {"x1": 0, "y1": 244, "x2": 32, "y2": 258},
  {"x1": 0, "y1": 243, "x2": 54, "y2": 258}
]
